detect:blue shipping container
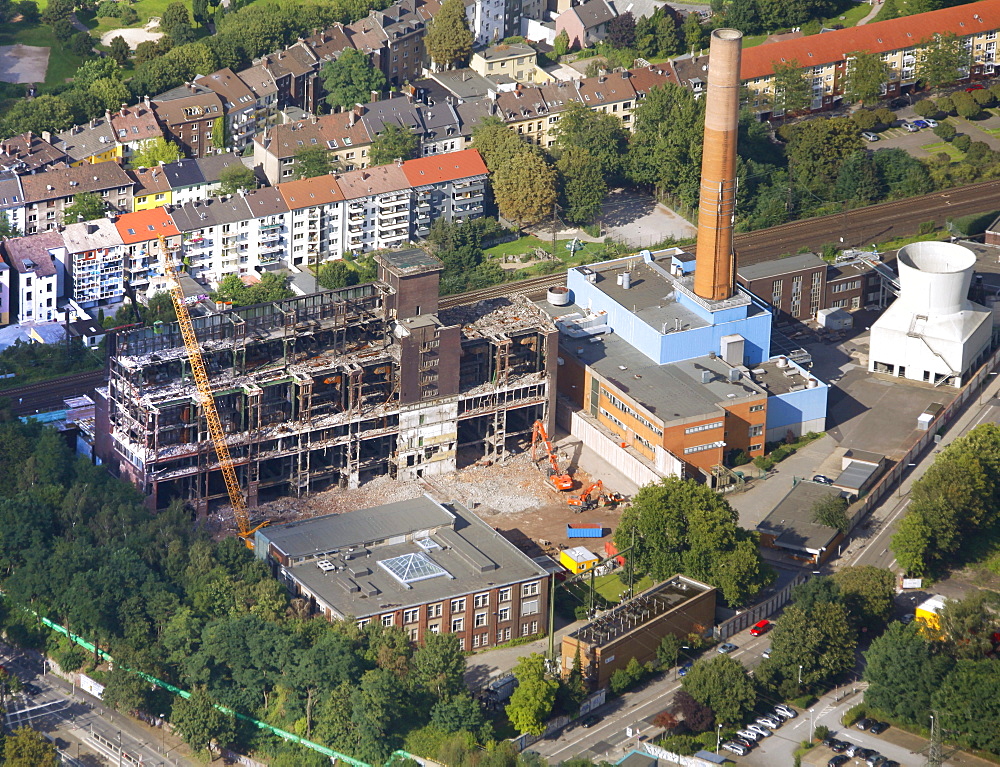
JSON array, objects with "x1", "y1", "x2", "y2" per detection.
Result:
[{"x1": 567, "y1": 524, "x2": 603, "y2": 538}]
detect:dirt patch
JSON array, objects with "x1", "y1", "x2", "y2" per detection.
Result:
[
  {"x1": 0, "y1": 44, "x2": 50, "y2": 84},
  {"x1": 100, "y1": 18, "x2": 164, "y2": 49}
]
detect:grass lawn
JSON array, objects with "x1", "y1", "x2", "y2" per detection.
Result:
[
  {"x1": 920, "y1": 140, "x2": 965, "y2": 161},
  {"x1": 873, "y1": 230, "x2": 948, "y2": 252},
  {"x1": 483, "y1": 235, "x2": 573, "y2": 259},
  {"x1": 0, "y1": 20, "x2": 85, "y2": 88},
  {"x1": 823, "y1": 1, "x2": 872, "y2": 28}
]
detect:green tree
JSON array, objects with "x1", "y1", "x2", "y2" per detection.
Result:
[
  {"x1": 211, "y1": 117, "x2": 227, "y2": 151},
  {"x1": 412, "y1": 632, "x2": 465, "y2": 701},
  {"x1": 810, "y1": 492, "x2": 851, "y2": 532},
  {"x1": 787, "y1": 117, "x2": 863, "y2": 197},
  {"x1": 551, "y1": 100, "x2": 628, "y2": 181},
  {"x1": 933, "y1": 660, "x2": 1000, "y2": 753},
  {"x1": 131, "y1": 137, "x2": 182, "y2": 167},
  {"x1": 917, "y1": 32, "x2": 969, "y2": 89},
  {"x1": 172, "y1": 686, "x2": 237, "y2": 759},
  {"x1": 471, "y1": 116, "x2": 530, "y2": 172},
  {"x1": 41, "y1": 0, "x2": 73, "y2": 25},
  {"x1": 682, "y1": 11, "x2": 705, "y2": 52},
  {"x1": 771, "y1": 59, "x2": 811, "y2": 118},
  {"x1": 89, "y1": 78, "x2": 130, "y2": 112},
  {"x1": 557, "y1": 147, "x2": 606, "y2": 225},
  {"x1": 614, "y1": 477, "x2": 773, "y2": 607},
  {"x1": 63, "y1": 192, "x2": 106, "y2": 224},
  {"x1": 506, "y1": 653, "x2": 558, "y2": 736},
  {"x1": 430, "y1": 693, "x2": 487, "y2": 737},
  {"x1": 725, "y1": 0, "x2": 760, "y2": 34},
  {"x1": 933, "y1": 122, "x2": 957, "y2": 141},
  {"x1": 3, "y1": 727, "x2": 58, "y2": 767},
  {"x1": 74, "y1": 57, "x2": 123, "y2": 89},
  {"x1": 636, "y1": 7, "x2": 680, "y2": 59},
  {"x1": 101, "y1": 664, "x2": 150, "y2": 713},
  {"x1": 109, "y1": 35, "x2": 131, "y2": 66},
  {"x1": 424, "y1": 0, "x2": 473, "y2": 70},
  {"x1": 192, "y1": 0, "x2": 210, "y2": 26},
  {"x1": 914, "y1": 98, "x2": 938, "y2": 118},
  {"x1": 218, "y1": 163, "x2": 256, "y2": 195},
  {"x1": 843, "y1": 50, "x2": 889, "y2": 106},
  {"x1": 320, "y1": 49, "x2": 386, "y2": 112},
  {"x1": 70, "y1": 32, "x2": 97, "y2": 58},
  {"x1": 493, "y1": 150, "x2": 557, "y2": 228},
  {"x1": 214, "y1": 272, "x2": 293, "y2": 306},
  {"x1": 294, "y1": 145, "x2": 336, "y2": 179},
  {"x1": 317, "y1": 260, "x2": 360, "y2": 289},
  {"x1": 553, "y1": 29, "x2": 570, "y2": 56},
  {"x1": 831, "y1": 566, "x2": 895, "y2": 630},
  {"x1": 682, "y1": 655, "x2": 755, "y2": 725},
  {"x1": 937, "y1": 591, "x2": 1000, "y2": 660},
  {"x1": 954, "y1": 93, "x2": 983, "y2": 120},
  {"x1": 863, "y1": 621, "x2": 953, "y2": 724},
  {"x1": 1, "y1": 94, "x2": 74, "y2": 137},
  {"x1": 160, "y1": 2, "x2": 193, "y2": 40},
  {"x1": 656, "y1": 633, "x2": 684, "y2": 669},
  {"x1": 369, "y1": 123, "x2": 419, "y2": 166},
  {"x1": 607, "y1": 11, "x2": 636, "y2": 49}
]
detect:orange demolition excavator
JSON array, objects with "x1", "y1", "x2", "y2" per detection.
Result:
[{"x1": 531, "y1": 419, "x2": 573, "y2": 491}]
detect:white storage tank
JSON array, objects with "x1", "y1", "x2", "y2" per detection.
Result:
[
  {"x1": 896, "y1": 241, "x2": 976, "y2": 316},
  {"x1": 547, "y1": 286, "x2": 571, "y2": 306}
]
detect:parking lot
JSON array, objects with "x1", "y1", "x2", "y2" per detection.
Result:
[{"x1": 865, "y1": 98, "x2": 1000, "y2": 159}]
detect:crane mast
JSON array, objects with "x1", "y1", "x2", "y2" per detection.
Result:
[{"x1": 156, "y1": 235, "x2": 264, "y2": 548}]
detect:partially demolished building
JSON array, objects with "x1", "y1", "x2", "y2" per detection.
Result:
[{"x1": 95, "y1": 249, "x2": 558, "y2": 510}]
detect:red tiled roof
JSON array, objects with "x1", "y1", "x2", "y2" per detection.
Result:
[
  {"x1": 277, "y1": 175, "x2": 346, "y2": 209},
  {"x1": 401, "y1": 149, "x2": 488, "y2": 186},
  {"x1": 741, "y1": 0, "x2": 1000, "y2": 80},
  {"x1": 115, "y1": 207, "x2": 179, "y2": 244}
]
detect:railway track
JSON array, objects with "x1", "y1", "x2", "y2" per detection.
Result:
[
  {"x1": 3, "y1": 369, "x2": 107, "y2": 417},
  {"x1": 438, "y1": 273, "x2": 565, "y2": 309}
]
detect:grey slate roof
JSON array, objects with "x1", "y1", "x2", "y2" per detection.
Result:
[
  {"x1": 168, "y1": 196, "x2": 254, "y2": 231},
  {"x1": 570, "y1": 0, "x2": 618, "y2": 29},
  {"x1": 0, "y1": 172, "x2": 24, "y2": 212},
  {"x1": 55, "y1": 117, "x2": 119, "y2": 163},
  {"x1": 737, "y1": 252, "x2": 826, "y2": 281},
  {"x1": 62, "y1": 218, "x2": 125, "y2": 254},
  {"x1": 757, "y1": 481, "x2": 846, "y2": 554},
  {"x1": 244, "y1": 187, "x2": 289, "y2": 219}
]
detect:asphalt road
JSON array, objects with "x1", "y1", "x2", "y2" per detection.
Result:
[
  {"x1": 730, "y1": 179, "x2": 1000, "y2": 266},
  {"x1": 0, "y1": 643, "x2": 192, "y2": 766}
]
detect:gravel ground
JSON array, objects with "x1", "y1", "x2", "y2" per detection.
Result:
[{"x1": 99, "y1": 19, "x2": 164, "y2": 49}]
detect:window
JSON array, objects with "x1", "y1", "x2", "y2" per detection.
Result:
[
  {"x1": 499, "y1": 588, "x2": 511, "y2": 602},
  {"x1": 750, "y1": 404, "x2": 765, "y2": 413},
  {"x1": 498, "y1": 607, "x2": 511, "y2": 622},
  {"x1": 521, "y1": 621, "x2": 538, "y2": 637},
  {"x1": 450, "y1": 598, "x2": 466, "y2": 614},
  {"x1": 771, "y1": 279, "x2": 783, "y2": 303},
  {"x1": 403, "y1": 608, "x2": 420, "y2": 624},
  {"x1": 408, "y1": 627, "x2": 419, "y2": 641},
  {"x1": 428, "y1": 603, "x2": 442, "y2": 618},
  {"x1": 521, "y1": 599, "x2": 539, "y2": 616},
  {"x1": 429, "y1": 623, "x2": 440, "y2": 634},
  {"x1": 497, "y1": 627, "x2": 511, "y2": 643},
  {"x1": 686, "y1": 421, "x2": 723, "y2": 434},
  {"x1": 474, "y1": 593, "x2": 489, "y2": 608},
  {"x1": 749, "y1": 424, "x2": 763, "y2": 437},
  {"x1": 451, "y1": 617, "x2": 464, "y2": 632},
  {"x1": 474, "y1": 612, "x2": 488, "y2": 627},
  {"x1": 684, "y1": 441, "x2": 724, "y2": 455},
  {"x1": 357, "y1": 618, "x2": 370, "y2": 628},
  {"x1": 382, "y1": 614, "x2": 394, "y2": 626},
  {"x1": 603, "y1": 390, "x2": 662, "y2": 435},
  {"x1": 750, "y1": 444, "x2": 762, "y2": 452},
  {"x1": 522, "y1": 581, "x2": 539, "y2": 597}
]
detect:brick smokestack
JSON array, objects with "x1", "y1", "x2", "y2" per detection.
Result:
[{"x1": 693, "y1": 28, "x2": 743, "y2": 302}]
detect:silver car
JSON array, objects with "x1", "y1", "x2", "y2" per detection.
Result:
[
  {"x1": 747, "y1": 724, "x2": 772, "y2": 738},
  {"x1": 756, "y1": 715, "x2": 782, "y2": 729},
  {"x1": 722, "y1": 742, "x2": 749, "y2": 756},
  {"x1": 774, "y1": 704, "x2": 798, "y2": 719},
  {"x1": 736, "y1": 729, "x2": 760, "y2": 742}
]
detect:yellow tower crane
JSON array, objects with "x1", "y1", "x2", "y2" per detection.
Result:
[{"x1": 157, "y1": 235, "x2": 266, "y2": 548}]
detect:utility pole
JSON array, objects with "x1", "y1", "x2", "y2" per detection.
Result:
[
  {"x1": 551, "y1": 202, "x2": 558, "y2": 258},
  {"x1": 925, "y1": 712, "x2": 943, "y2": 767},
  {"x1": 546, "y1": 571, "x2": 556, "y2": 664}
]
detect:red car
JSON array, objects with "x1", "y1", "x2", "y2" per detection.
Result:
[
  {"x1": 750, "y1": 620, "x2": 771, "y2": 636},
  {"x1": 967, "y1": 83, "x2": 986, "y2": 91}
]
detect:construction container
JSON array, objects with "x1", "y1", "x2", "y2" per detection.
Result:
[
  {"x1": 915, "y1": 594, "x2": 946, "y2": 637},
  {"x1": 559, "y1": 546, "x2": 599, "y2": 574},
  {"x1": 604, "y1": 540, "x2": 625, "y2": 566},
  {"x1": 567, "y1": 523, "x2": 603, "y2": 539}
]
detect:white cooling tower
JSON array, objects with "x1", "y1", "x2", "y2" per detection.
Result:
[
  {"x1": 896, "y1": 241, "x2": 977, "y2": 316},
  {"x1": 868, "y1": 241, "x2": 991, "y2": 387}
]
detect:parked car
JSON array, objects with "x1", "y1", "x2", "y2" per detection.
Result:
[
  {"x1": 813, "y1": 474, "x2": 833, "y2": 484},
  {"x1": 867, "y1": 755, "x2": 887, "y2": 767},
  {"x1": 733, "y1": 736, "x2": 756, "y2": 749},
  {"x1": 882, "y1": 761, "x2": 900, "y2": 767},
  {"x1": 722, "y1": 742, "x2": 749, "y2": 756},
  {"x1": 678, "y1": 662, "x2": 693, "y2": 677},
  {"x1": 856, "y1": 717, "x2": 875, "y2": 730},
  {"x1": 22, "y1": 683, "x2": 41, "y2": 696},
  {"x1": 736, "y1": 729, "x2": 760, "y2": 742},
  {"x1": 870, "y1": 721, "x2": 890, "y2": 735},
  {"x1": 903, "y1": 122, "x2": 920, "y2": 132},
  {"x1": 861, "y1": 131, "x2": 880, "y2": 142},
  {"x1": 925, "y1": 118, "x2": 939, "y2": 127},
  {"x1": 967, "y1": 83, "x2": 986, "y2": 91},
  {"x1": 828, "y1": 740, "x2": 849, "y2": 753},
  {"x1": 774, "y1": 704, "x2": 798, "y2": 719},
  {"x1": 581, "y1": 714, "x2": 601, "y2": 728},
  {"x1": 912, "y1": 119, "x2": 930, "y2": 128},
  {"x1": 828, "y1": 756, "x2": 850, "y2": 767},
  {"x1": 747, "y1": 724, "x2": 772, "y2": 738},
  {"x1": 761, "y1": 647, "x2": 772, "y2": 659},
  {"x1": 900, "y1": 613, "x2": 915, "y2": 624},
  {"x1": 750, "y1": 620, "x2": 771, "y2": 636},
  {"x1": 717, "y1": 642, "x2": 738, "y2": 654},
  {"x1": 756, "y1": 715, "x2": 782, "y2": 729}
]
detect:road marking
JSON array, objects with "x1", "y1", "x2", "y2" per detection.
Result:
[{"x1": 851, "y1": 498, "x2": 910, "y2": 566}]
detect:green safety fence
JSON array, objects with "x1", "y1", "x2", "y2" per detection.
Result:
[{"x1": 34, "y1": 613, "x2": 418, "y2": 767}]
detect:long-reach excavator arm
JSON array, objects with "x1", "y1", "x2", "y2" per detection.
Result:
[
  {"x1": 530, "y1": 419, "x2": 573, "y2": 491},
  {"x1": 157, "y1": 235, "x2": 266, "y2": 548}
]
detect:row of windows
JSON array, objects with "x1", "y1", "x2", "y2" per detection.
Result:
[
  {"x1": 603, "y1": 390, "x2": 663, "y2": 436},
  {"x1": 685, "y1": 421, "x2": 722, "y2": 435},
  {"x1": 600, "y1": 407, "x2": 625, "y2": 431},
  {"x1": 831, "y1": 280, "x2": 861, "y2": 293},
  {"x1": 684, "y1": 441, "x2": 724, "y2": 455}
]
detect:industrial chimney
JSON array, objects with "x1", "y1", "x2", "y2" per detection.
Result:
[{"x1": 693, "y1": 28, "x2": 743, "y2": 303}]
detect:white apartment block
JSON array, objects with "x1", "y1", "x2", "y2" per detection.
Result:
[{"x1": 62, "y1": 218, "x2": 126, "y2": 309}]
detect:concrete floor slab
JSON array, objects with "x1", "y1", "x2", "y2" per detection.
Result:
[{"x1": 0, "y1": 44, "x2": 49, "y2": 84}]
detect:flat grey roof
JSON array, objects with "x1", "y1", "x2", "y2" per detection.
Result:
[
  {"x1": 843, "y1": 448, "x2": 884, "y2": 465},
  {"x1": 543, "y1": 304, "x2": 766, "y2": 422},
  {"x1": 738, "y1": 252, "x2": 826, "y2": 282},
  {"x1": 833, "y1": 460, "x2": 877, "y2": 492},
  {"x1": 757, "y1": 481, "x2": 846, "y2": 554},
  {"x1": 587, "y1": 259, "x2": 709, "y2": 333},
  {"x1": 751, "y1": 358, "x2": 815, "y2": 396},
  {"x1": 378, "y1": 247, "x2": 442, "y2": 275},
  {"x1": 261, "y1": 496, "x2": 549, "y2": 619}
]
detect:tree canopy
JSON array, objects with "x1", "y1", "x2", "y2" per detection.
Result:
[
  {"x1": 505, "y1": 654, "x2": 558, "y2": 736},
  {"x1": 213, "y1": 273, "x2": 294, "y2": 306},
  {"x1": 131, "y1": 137, "x2": 183, "y2": 168},
  {"x1": 369, "y1": 123, "x2": 419, "y2": 166},
  {"x1": 843, "y1": 50, "x2": 889, "y2": 105},
  {"x1": 294, "y1": 145, "x2": 337, "y2": 179},
  {"x1": 63, "y1": 192, "x2": 106, "y2": 225},
  {"x1": 321, "y1": 49, "x2": 386, "y2": 112},
  {"x1": 424, "y1": 0, "x2": 473, "y2": 70},
  {"x1": 219, "y1": 164, "x2": 257, "y2": 195},
  {"x1": 681, "y1": 655, "x2": 756, "y2": 726}
]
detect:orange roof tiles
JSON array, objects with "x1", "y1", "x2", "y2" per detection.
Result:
[
  {"x1": 115, "y1": 207, "x2": 179, "y2": 244},
  {"x1": 741, "y1": 0, "x2": 1000, "y2": 80},
  {"x1": 401, "y1": 149, "x2": 488, "y2": 186},
  {"x1": 277, "y1": 175, "x2": 346, "y2": 209}
]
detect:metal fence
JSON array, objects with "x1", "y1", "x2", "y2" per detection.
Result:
[{"x1": 713, "y1": 572, "x2": 810, "y2": 640}]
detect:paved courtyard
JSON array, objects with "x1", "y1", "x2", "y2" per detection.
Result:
[
  {"x1": 599, "y1": 189, "x2": 696, "y2": 248},
  {"x1": 0, "y1": 44, "x2": 49, "y2": 84}
]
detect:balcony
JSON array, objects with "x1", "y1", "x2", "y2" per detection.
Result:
[
  {"x1": 259, "y1": 252, "x2": 281, "y2": 265},
  {"x1": 260, "y1": 230, "x2": 281, "y2": 243},
  {"x1": 260, "y1": 221, "x2": 283, "y2": 231}
]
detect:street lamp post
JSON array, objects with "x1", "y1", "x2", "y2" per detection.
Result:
[
  {"x1": 160, "y1": 714, "x2": 166, "y2": 753},
  {"x1": 809, "y1": 707, "x2": 816, "y2": 743},
  {"x1": 118, "y1": 730, "x2": 123, "y2": 767},
  {"x1": 716, "y1": 723, "x2": 723, "y2": 754}
]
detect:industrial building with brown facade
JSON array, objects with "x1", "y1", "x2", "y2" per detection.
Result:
[{"x1": 95, "y1": 248, "x2": 558, "y2": 510}]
